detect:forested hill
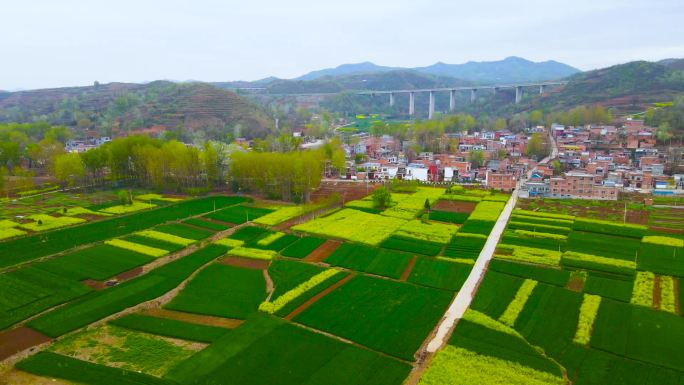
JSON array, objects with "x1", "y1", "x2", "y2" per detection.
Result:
[
  {"x1": 525, "y1": 60, "x2": 684, "y2": 113},
  {"x1": 215, "y1": 70, "x2": 472, "y2": 94},
  {"x1": 0, "y1": 81, "x2": 273, "y2": 140}
]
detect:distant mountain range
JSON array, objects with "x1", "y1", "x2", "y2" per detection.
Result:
[
  {"x1": 212, "y1": 57, "x2": 581, "y2": 95},
  {"x1": 1, "y1": 57, "x2": 682, "y2": 139},
  {"x1": 293, "y1": 56, "x2": 581, "y2": 84}
]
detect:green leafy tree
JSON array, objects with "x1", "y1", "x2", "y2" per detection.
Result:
[
  {"x1": 468, "y1": 150, "x2": 485, "y2": 168},
  {"x1": 0, "y1": 166, "x2": 6, "y2": 195},
  {"x1": 53, "y1": 153, "x2": 85, "y2": 188},
  {"x1": 656, "y1": 122, "x2": 672, "y2": 142},
  {"x1": 493, "y1": 118, "x2": 507, "y2": 131},
  {"x1": 529, "y1": 110, "x2": 544, "y2": 126},
  {"x1": 526, "y1": 133, "x2": 550, "y2": 160},
  {"x1": 372, "y1": 187, "x2": 392, "y2": 210},
  {"x1": 551, "y1": 159, "x2": 563, "y2": 175},
  {"x1": 117, "y1": 189, "x2": 132, "y2": 205}
]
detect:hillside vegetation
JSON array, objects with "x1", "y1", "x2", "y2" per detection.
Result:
[
  {"x1": 535, "y1": 61, "x2": 684, "y2": 111},
  {"x1": 0, "y1": 81, "x2": 273, "y2": 140}
]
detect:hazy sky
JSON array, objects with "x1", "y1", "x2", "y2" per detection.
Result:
[{"x1": 2, "y1": 0, "x2": 683, "y2": 90}]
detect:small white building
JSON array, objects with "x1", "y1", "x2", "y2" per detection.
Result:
[
  {"x1": 443, "y1": 167, "x2": 455, "y2": 182},
  {"x1": 405, "y1": 164, "x2": 429, "y2": 182}
]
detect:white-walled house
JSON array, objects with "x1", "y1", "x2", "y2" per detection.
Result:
[{"x1": 405, "y1": 164, "x2": 429, "y2": 181}]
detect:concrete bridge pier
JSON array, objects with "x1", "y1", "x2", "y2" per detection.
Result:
[
  {"x1": 389, "y1": 92, "x2": 395, "y2": 107},
  {"x1": 409, "y1": 92, "x2": 415, "y2": 116},
  {"x1": 470, "y1": 89, "x2": 477, "y2": 103},
  {"x1": 515, "y1": 86, "x2": 523, "y2": 104},
  {"x1": 428, "y1": 91, "x2": 435, "y2": 119},
  {"x1": 449, "y1": 90, "x2": 456, "y2": 111},
  {"x1": 539, "y1": 85, "x2": 545, "y2": 94}
]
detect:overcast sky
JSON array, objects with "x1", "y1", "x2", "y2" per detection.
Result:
[{"x1": 2, "y1": 0, "x2": 683, "y2": 90}]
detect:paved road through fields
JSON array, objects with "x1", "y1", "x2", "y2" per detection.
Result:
[
  {"x1": 425, "y1": 130, "x2": 556, "y2": 353},
  {"x1": 425, "y1": 185, "x2": 519, "y2": 353}
]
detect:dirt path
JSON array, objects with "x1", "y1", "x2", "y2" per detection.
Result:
[
  {"x1": 199, "y1": 217, "x2": 236, "y2": 227},
  {"x1": 82, "y1": 279, "x2": 106, "y2": 291},
  {"x1": 0, "y1": 327, "x2": 51, "y2": 361},
  {"x1": 263, "y1": 269, "x2": 274, "y2": 301},
  {"x1": 400, "y1": 256, "x2": 417, "y2": 281},
  {"x1": 142, "y1": 309, "x2": 242, "y2": 329},
  {"x1": 674, "y1": 278, "x2": 681, "y2": 315},
  {"x1": 179, "y1": 221, "x2": 220, "y2": 233},
  {"x1": 304, "y1": 240, "x2": 341, "y2": 262},
  {"x1": 284, "y1": 274, "x2": 354, "y2": 321},
  {"x1": 274, "y1": 205, "x2": 338, "y2": 231},
  {"x1": 82, "y1": 266, "x2": 145, "y2": 291},
  {"x1": 653, "y1": 275, "x2": 662, "y2": 309},
  {"x1": 117, "y1": 266, "x2": 143, "y2": 280}
]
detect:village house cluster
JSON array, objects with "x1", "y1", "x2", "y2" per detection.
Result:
[
  {"x1": 526, "y1": 120, "x2": 683, "y2": 200},
  {"x1": 341, "y1": 129, "x2": 536, "y2": 192},
  {"x1": 341, "y1": 119, "x2": 684, "y2": 200}
]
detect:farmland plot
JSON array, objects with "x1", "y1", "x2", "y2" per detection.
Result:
[
  {"x1": 445, "y1": 311, "x2": 564, "y2": 377},
  {"x1": 513, "y1": 283, "x2": 583, "y2": 356},
  {"x1": 18, "y1": 214, "x2": 86, "y2": 232},
  {"x1": 583, "y1": 274, "x2": 634, "y2": 302},
  {"x1": 637, "y1": 240, "x2": 684, "y2": 277},
  {"x1": 591, "y1": 299, "x2": 684, "y2": 372},
  {"x1": 34, "y1": 244, "x2": 154, "y2": 281},
  {"x1": 565, "y1": 232, "x2": 641, "y2": 261},
  {"x1": 0, "y1": 195, "x2": 248, "y2": 269},
  {"x1": 268, "y1": 259, "x2": 325, "y2": 298},
  {"x1": 292, "y1": 208, "x2": 407, "y2": 246},
  {"x1": 154, "y1": 223, "x2": 214, "y2": 240},
  {"x1": 280, "y1": 236, "x2": 326, "y2": 258},
  {"x1": 28, "y1": 244, "x2": 229, "y2": 337},
  {"x1": 488, "y1": 259, "x2": 570, "y2": 286},
  {"x1": 17, "y1": 351, "x2": 176, "y2": 385},
  {"x1": 324, "y1": 243, "x2": 412, "y2": 279},
  {"x1": 293, "y1": 275, "x2": 452, "y2": 360},
  {"x1": 204, "y1": 205, "x2": 273, "y2": 224},
  {"x1": 110, "y1": 313, "x2": 230, "y2": 343},
  {"x1": 228, "y1": 226, "x2": 269, "y2": 241},
  {"x1": 392, "y1": 219, "x2": 459, "y2": 244},
  {"x1": 123, "y1": 234, "x2": 186, "y2": 252},
  {"x1": 165, "y1": 263, "x2": 266, "y2": 319},
  {"x1": 380, "y1": 187, "x2": 445, "y2": 220},
  {"x1": 0, "y1": 266, "x2": 92, "y2": 330},
  {"x1": 443, "y1": 233, "x2": 487, "y2": 259},
  {"x1": 47, "y1": 324, "x2": 201, "y2": 377},
  {"x1": 380, "y1": 235, "x2": 443, "y2": 256},
  {"x1": 407, "y1": 257, "x2": 473, "y2": 291},
  {"x1": 166, "y1": 314, "x2": 411, "y2": 385}
]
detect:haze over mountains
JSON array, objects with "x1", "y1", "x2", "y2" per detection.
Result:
[
  {"x1": 294, "y1": 56, "x2": 581, "y2": 84},
  {"x1": 212, "y1": 57, "x2": 581, "y2": 95}
]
